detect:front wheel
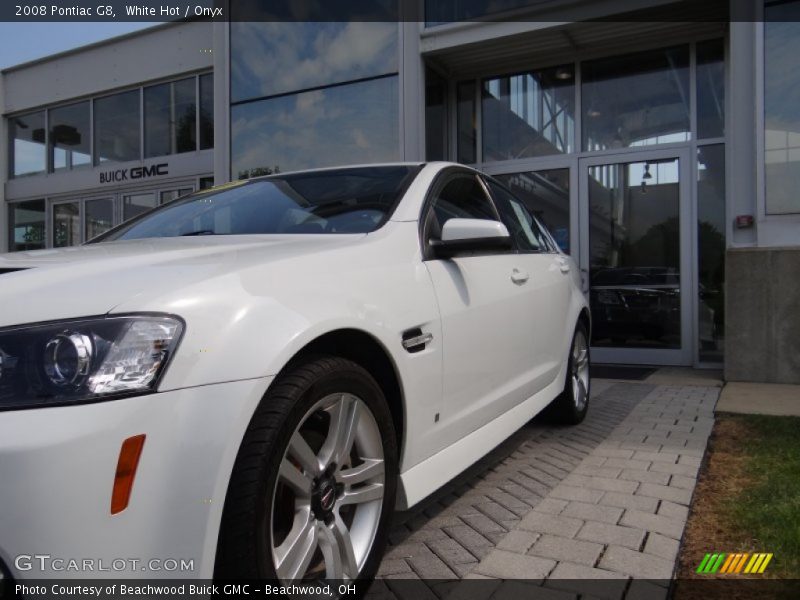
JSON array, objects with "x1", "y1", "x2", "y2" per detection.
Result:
[
  {"x1": 543, "y1": 322, "x2": 591, "y2": 424},
  {"x1": 215, "y1": 356, "x2": 397, "y2": 584}
]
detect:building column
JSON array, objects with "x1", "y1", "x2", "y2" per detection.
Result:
[
  {"x1": 725, "y1": 6, "x2": 800, "y2": 384},
  {"x1": 400, "y1": 21, "x2": 425, "y2": 162},
  {"x1": 213, "y1": 20, "x2": 230, "y2": 184},
  {"x1": 727, "y1": 20, "x2": 757, "y2": 248}
]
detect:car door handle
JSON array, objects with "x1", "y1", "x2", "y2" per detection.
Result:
[
  {"x1": 511, "y1": 268, "x2": 529, "y2": 285},
  {"x1": 557, "y1": 257, "x2": 571, "y2": 273}
]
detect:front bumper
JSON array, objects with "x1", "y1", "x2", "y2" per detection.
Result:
[{"x1": 0, "y1": 377, "x2": 272, "y2": 580}]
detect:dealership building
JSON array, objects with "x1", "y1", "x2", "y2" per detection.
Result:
[{"x1": 1, "y1": 0, "x2": 798, "y2": 383}]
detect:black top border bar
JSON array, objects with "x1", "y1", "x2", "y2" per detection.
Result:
[{"x1": 0, "y1": 0, "x2": 797, "y2": 23}]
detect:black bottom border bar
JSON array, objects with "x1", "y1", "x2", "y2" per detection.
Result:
[{"x1": 4, "y1": 579, "x2": 800, "y2": 600}]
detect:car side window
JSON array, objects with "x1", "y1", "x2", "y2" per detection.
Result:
[
  {"x1": 535, "y1": 215, "x2": 561, "y2": 253},
  {"x1": 429, "y1": 175, "x2": 499, "y2": 227},
  {"x1": 487, "y1": 180, "x2": 552, "y2": 253}
]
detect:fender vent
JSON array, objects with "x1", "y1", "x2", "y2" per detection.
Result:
[
  {"x1": 402, "y1": 328, "x2": 432, "y2": 354},
  {"x1": 0, "y1": 268, "x2": 28, "y2": 275}
]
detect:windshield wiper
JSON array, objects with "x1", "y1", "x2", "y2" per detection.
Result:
[{"x1": 180, "y1": 230, "x2": 217, "y2": 236}]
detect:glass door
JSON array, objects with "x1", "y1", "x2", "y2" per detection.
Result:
[
  {"x1": 579, "y1": 149, "x2": 692, "y2": 365},
  {"x1": 52, "y1": 201, "x2": 81, "y2": 248}
]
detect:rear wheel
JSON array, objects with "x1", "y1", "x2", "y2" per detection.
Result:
[
  {"x1": 215, "y1": 356, "x2": 397, "y2": 585},
  {"x1": 543, "y1": 322, "x2": 590, "y2": 424}
]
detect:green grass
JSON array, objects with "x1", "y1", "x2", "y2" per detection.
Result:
[{"x1": 723, "y1": 414, "x2": 800, "y2": 577}]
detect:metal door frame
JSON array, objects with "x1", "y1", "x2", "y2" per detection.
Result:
[{"x1": 578, "y1": 147, "x2": 693, "y2": 366}]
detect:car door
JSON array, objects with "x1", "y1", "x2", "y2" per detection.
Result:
[
  {"x1": 485, "y1": 177, "x2": 573, "y2": 385},
  {"x1": 422, "y1": 171, "x2": 539, "y2": 448}
]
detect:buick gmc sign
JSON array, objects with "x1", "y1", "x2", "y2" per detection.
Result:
[{"x1": 100, "y1": 163, "x2": 168, "y2": 184}]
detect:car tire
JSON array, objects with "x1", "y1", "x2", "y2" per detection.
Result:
[
  {"x1": 542, "y1": 322, "x2": 591, "y2": 425},
  {"x1": 215, "y1": 356, "x2": 397, "y2": 587}
]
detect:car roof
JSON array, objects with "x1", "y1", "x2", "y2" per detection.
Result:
[{"x1": 244, "y1": 162, "x2": 431, "y2": 183}]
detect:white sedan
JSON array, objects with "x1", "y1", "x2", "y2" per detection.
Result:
[{"x1": 0, "y1": 163, "x2": 590, "y2": 584}]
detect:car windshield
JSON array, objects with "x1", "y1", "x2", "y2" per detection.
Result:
[{"x1": 95, "y1": 165, "x2": 421, "y2": 242}]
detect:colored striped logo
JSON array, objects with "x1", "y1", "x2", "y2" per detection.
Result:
[{"x1": 696, "y1": 552, "x2": 773, "y2": 574}]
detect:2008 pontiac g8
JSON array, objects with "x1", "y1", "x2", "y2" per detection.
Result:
[{"x1": 0, "y1": 163, "x2": 590, "y2": 583}]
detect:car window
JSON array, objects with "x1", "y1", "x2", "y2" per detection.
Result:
[
  {"x1": 93, "y1": 166, "x2": 420, "y2": 242},
  {"x1": 428, "y1": 175, "x2": 499, "y2": 230},
  {"x1": 487, "y1": 180, "x2": 552, "y2": 252},
  {"x1": 536, "y1": 215, "x2": 561, "y2": 253}
]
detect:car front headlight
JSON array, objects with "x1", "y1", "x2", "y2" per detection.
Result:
[{"x1": 0, "y1": 314, "x2": 183, "y2": 411}]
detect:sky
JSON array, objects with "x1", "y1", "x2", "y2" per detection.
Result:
[{"x1": 0, "y1": 22, "x2": 154, "y2": 70}]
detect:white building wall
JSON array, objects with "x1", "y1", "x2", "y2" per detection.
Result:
[
  {"x1": 1, "y1": 21, "x2": 213, "y2": 253},
  {"x1": 2, "y1": 22, "x2": 212, "y2": 113}
]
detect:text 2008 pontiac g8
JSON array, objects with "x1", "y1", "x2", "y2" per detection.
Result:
[{"x1": 0, "y1": 163, "x2": 590, "y2": 583}]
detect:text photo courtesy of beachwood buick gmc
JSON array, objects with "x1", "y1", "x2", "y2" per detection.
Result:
[{"x1": 0, "y1": 163, "x2": 590, "y2": 584}]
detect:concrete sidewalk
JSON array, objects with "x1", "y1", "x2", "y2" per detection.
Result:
[
  {"x1": 716, "y1": 381, "x2": 800, "y2": 416},
  {"x1": 370, "y1": 380, "x2": 719, "y2": 600}
]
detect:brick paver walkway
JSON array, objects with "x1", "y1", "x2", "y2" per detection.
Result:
[{"x1": 369, "y1": 380, "x2": 718, "y2": 600}]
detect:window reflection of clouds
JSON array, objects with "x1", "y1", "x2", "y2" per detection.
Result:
[
  {"x1": 144, "y1": 78, "x2": 197, "y2": 158},
  {"x1": 95, "y1": 90, "x2": 141, "y2": 163},
  {"x1": 11, "y1": 112, "x2": 46, "y2": 177},
  {"x1": 482, "y1": 66, "x2": 575, "y2": 160},
  {"x1": 231, "y1": 22, "x2": 398, "y2": 102},
  {"x1": 765, "y1": 18, "x2": 800, "y2": 130},
  {"x1": 50, "y1": 102, "x2": 91, "y2": 171},
  {"x1": 231, "y1": 76, "x2": 399, "y2": 177},
  {"x1": 765, "y1": 6, "x2": 800, "y2": 214},
  {"x1": 582, "y1": 47, "x2": 690, "y2": 152},
  {"x1": 696, "y1": 39, "x2": 725, "y2": 139}
]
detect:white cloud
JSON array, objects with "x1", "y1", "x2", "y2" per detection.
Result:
[
  {"x1": 231, "y1": 22, "x2": 397, "y2": 101},
  {"x1": 231, "y1": 77, "x2": 399, "y2": 175}
]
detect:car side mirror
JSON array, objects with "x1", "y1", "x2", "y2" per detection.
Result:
[{"x1": 429, "y1": 218, "x2": 512, "y2": 258}]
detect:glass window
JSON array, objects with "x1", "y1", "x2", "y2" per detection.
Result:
[
  {"x1": 53, "y1": 203, "x2": 81, "y2": 248},
  {"x1": 98, "y1": 166, "x2": 419, "y2": 241},
  {"x1": 429, "y1": 175, "x2": 498, "y2": 228},
  {"x1": 144, "y1": 78, "x2": 196, "y2": 158},
  {"x1": 495, "y1": 169, "x2": 571, "y2": 253},
  {"x1": 582, "y1": 46, "x2": 690, "y2": 151},
  {"x1": 483, "y1": 65, "x2": 575, "y2": 161},
  {"x1": 123, "y1": 193, "x2": 156, "y2": 221},
  {"x1": 50, "y1": 101, "x2": 91, "y2": 171},
  {"x1": 231, "y1": 76, "x2": 399, "y2": 178},
  {"x1": 95, "y1": 90, "x2": 141, "y2": 163},
  {"x1": 588, "y1": 158, "x2": 681, "y2": 349},
  {"x1": 697, "y1": 145, "x2": 726, "y2": 363},
  {"x1": 764, "y1": 2, "x2": 800, "y2": 214},
  {"x1": 426, "y1": 68, "x2": 447, "y2": 161},
  {"x1": 85, "y1": 198, "x2": 115, "y2": 241},
  {"x1": 230, "y1": 22, "x2": 398, "y2": 102},
  {"x1": 9, "y1": 111, "x2": 46, "y2": 177},
  {"x1": 456, "y1": 81, "x2": 476, "y2": 164},
  {"x1": 696, "y1": 39, "x2": 725, "y2": 139},
  {"x1": 199, "y1": 176, "x2": 215, "y2": 190},
  {"x1": 487, "y1": 180, "x2": 550, "y2": 252},
  {"x1": 199, "y1": 73, "x2": 214, "y2": 150},
  {"x1": 160, "y1": 188, "x2": 194, "y2": 204},
  {"x1": 8, "y1": 200, "x2": 45, "y2": 252}
]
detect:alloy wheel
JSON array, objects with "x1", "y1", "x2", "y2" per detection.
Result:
[
  {"x1": 571, "y1": 330, "x2": 590, "y2": 412},
  {"x1": 270, "y1": 393, "x2": 385, "y2": 581}
]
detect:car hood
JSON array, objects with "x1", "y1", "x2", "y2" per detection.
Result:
[{"x1": 0, "y1": 235, "x2": 364, "y2": 327}]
